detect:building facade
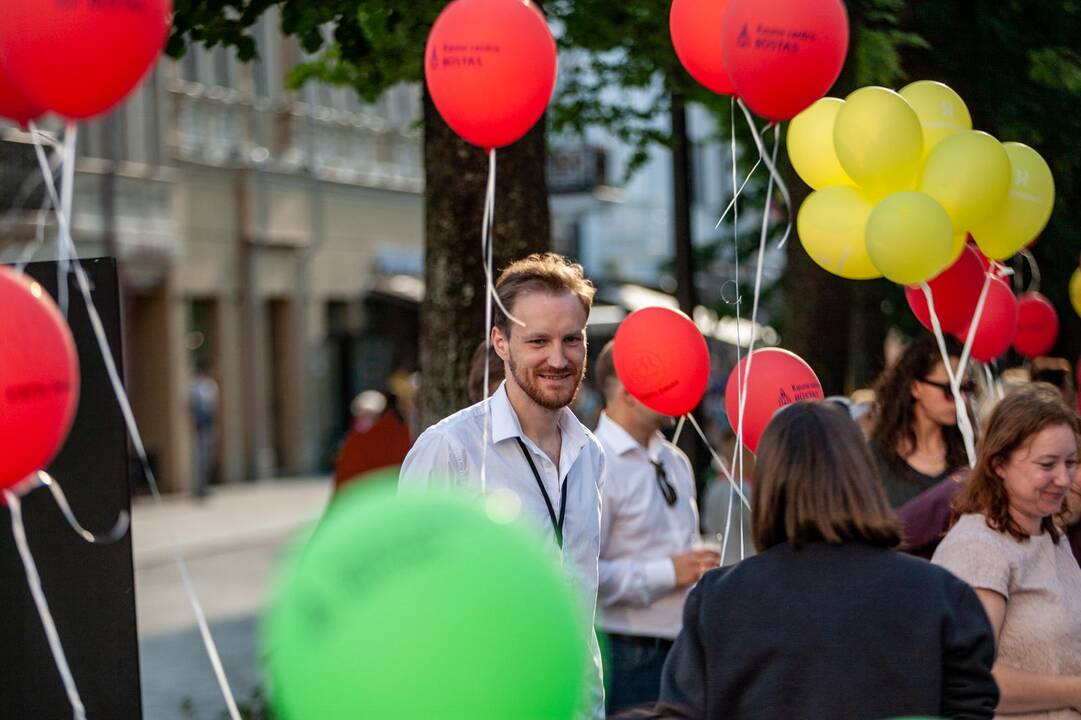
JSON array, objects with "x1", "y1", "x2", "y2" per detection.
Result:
[{"x1": 1, "y1": 11, "x2": 424, "y2": 492}]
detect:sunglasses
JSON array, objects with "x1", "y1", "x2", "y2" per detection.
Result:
[
  {"x1": 918, "y1": 377, "x2": 976, "y2": 400},
  {"x1": 650, "y1": 460, "x2": 677, "y2": 506}
]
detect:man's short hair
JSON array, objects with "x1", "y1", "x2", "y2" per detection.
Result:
[
  {"x1": 493, "y1": 253, "x2": 595, "y2": 336},
  {"x1": 593, "y1": 339, "x2": 619, "y2": 403}
]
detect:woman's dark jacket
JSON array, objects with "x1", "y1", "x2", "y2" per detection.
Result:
[{"x1": 656, "y1": 541, "x2": 999, "y2": 720}]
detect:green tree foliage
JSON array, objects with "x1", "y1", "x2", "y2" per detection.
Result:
[
  {"x1": 900, "y1": 1, "x2": 1081, "y2": 363},
  {"x1": 168, "y1": 2, "x2": 441, "y2": 100}
]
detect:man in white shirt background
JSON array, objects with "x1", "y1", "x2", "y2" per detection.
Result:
[
  {"x1": 592, "y1": 339, "x2": 720, "y2": 715},
  {"x1": 399, "y1": 252, "x2": 607, "y2": 719}
]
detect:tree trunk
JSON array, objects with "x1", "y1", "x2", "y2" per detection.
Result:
[
  {"x1": 670, "y1": 92, "x2": 698, "y2": 315},
  {"x1": 418, "y1": 87, "x2": 551, "y2": 430}
]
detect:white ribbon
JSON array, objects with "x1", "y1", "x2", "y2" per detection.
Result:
[{"x1": 29, "y1": 124, "x2": 243, "y2": 720}]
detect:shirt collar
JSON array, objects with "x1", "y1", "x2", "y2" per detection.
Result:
[
  {"x1": 595, "y1": 412, "x2": 662, "y2": 459},
  {"x1": 490, "y1": 381, "x2": 589, "y2": 457}
]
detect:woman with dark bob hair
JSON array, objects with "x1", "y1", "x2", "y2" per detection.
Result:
[
  {"x1": 933, "y1": 383, "x2": 1081, "y2": 718},
  {"x1": 655, "y1": 401, "x2": 998, "y2": 720}
]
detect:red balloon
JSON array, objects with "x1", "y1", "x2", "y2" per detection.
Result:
[
  {"x1": 904, "y1": 244, "x2": 985, "y2": 336},
  {"x1": 0, "y1": 60, "x2": 43, "y2": 125},
  {"x1": 425, "y1": 0, "x2": 556, "y2": 150},
  {"x1": 720, "y1": 0, "x2": 848, "y2": 121},
  {"x1": 613, "y1": 307, "x2": 710, "y2": 416},
  {"x1": 0, "y1": 267, "x2": 79, "y2": 492},
  {"x1": 955, "y1": 276, "x2": 1019, "y2": 362},
  {"x1": 0, "y1": 0, "x2": 170, "y2": 120},
  {"x1": 1013, "y1": 292, "x2": 1059, "y2": 358},
  {"x1": 724, "y1": 348, "x2": 823, "y2": 454},
  {"x1": 670, "y1": 0, "x2": 735, "y2": 95}
]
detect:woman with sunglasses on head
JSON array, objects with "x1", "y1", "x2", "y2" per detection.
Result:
[
  {"x1": 932, "y1": 383, "x2": 1081, "y2": 718},
  {"x1": 871, "y1": 333, "x2": 972, "y2": 508},
  {"x1": 656, "y1": 401, "x2": 998, "y2": 720}
]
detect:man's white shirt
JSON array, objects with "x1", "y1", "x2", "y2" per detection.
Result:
[
  {"x1": 399, "y1": 382, "x2": 606, "y2": 719},
  {"x1": 594, "y1": 412, "x2": 700, "y2": 640}
]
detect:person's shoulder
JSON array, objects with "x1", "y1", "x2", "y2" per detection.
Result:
[
  {"x1": 940, "y1": 513, "x2": 1011, "y2": 549},
  {"x1": 417, "y1": 400, "x2": 487, "y2": 441}
]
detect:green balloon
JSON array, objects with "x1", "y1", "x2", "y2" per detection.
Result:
[{"x1": 264, "y1": 486, "x2": 588, "y2": 719}]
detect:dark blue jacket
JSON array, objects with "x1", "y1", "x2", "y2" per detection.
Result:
[{"x1": 657, "y1": 541, "x2": 998, "y2": 719}]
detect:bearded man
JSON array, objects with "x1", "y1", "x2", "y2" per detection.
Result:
[{"x1": 399, "y1": 252, "x2": 607, "y2": 718}]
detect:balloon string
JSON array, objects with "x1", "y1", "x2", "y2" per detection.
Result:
[
  {"x1": 56, "y1": 123, "x2": 77, "y2": 317},
  {"x1": 28, "y1": 126, "x2": 244, "y2": 720},
  {"x1": 14, "y1": 171, "x2": 56, "y2": 273},
  {"x1": 37, "y1": 471, "x2": 130, "y2": 545},
  {"x1": 736, "y1": 99, "x2": 793, "y2": 249},
  {"x1": 731, "y1": 124, "x2": 780, "y2": 481},
  {"x1": 686, "y1": 413, "x2": 749, "y2": 509},
  {"x1": 480, "y1": 148, "x2": 498, "y2": 496},
  {"x1": 714, "y1": 158, "x2": 761, "y2": 230},
  {"x1": 672, "y1": 415, "x2": 686, "y2": 445},
  {"x1": 726, "y1": 96, "x2": 746, "y2": 562},
  {"x1": 4, "y1": 488, "x2": 88, "y2": 720},
  {"x1": 985, "y1": 362, "x2": 1004, "y2": 400},
  {"x1": 919, "y1": 273, "x2": 991, "y2": 468},
  {"x1": 1019, "y1": 249, "x2": 1041, "y2": 294}
]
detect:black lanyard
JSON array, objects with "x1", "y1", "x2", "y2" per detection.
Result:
[{"x1": 515, "y1": 437, "x2": 567, "y2": 550}]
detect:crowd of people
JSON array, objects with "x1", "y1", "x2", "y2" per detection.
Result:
[{"x1": 342, "y1": 251, "x2": 1081, "y2": 719}]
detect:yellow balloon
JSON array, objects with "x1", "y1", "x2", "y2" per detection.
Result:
[
  {"x1": 865, "y1": 191, "x2": 955, "y2": 285},
  {"x1": 899, "y1": 80, "x2": 972, "y2": 157},
  {"x1": 919, "y1": 130, "x2": 1010, "y2": 233},
  {"x1": 1071, "y1": 268, "x2": 1081, "y2": 318},
  {"x1": 970, "y1": 142, "x2": 1056, "y2": 260},
  {"x1": 797, "y1": 186, "x2": 880, "y2": 279},
  {"x1": 787, "y1": 98, "x2": 854, "y2": 190},
  {"x1": 834, "y1": 86, "x2": 923, "y2": 201}
]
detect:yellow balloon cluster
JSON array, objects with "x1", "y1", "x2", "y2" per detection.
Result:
[{"x1": 788, "y1": 80, "x2": 1056, "y2": 283}]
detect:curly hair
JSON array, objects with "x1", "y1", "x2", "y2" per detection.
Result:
[
  {"x1": 871, "y1": 333, "x2": 967, "y2": 472},
  {"x1": 953, "y1": 382, "x2": 1081, "y2": 543}
]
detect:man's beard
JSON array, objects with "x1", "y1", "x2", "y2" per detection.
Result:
[{"x1": 507, "y1": 353, "x2": 586, "y2": 411}]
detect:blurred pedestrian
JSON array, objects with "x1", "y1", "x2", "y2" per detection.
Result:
[
  {"x1": 592, "y1": 339, "x2": 718, "y2": 715},
  {"x1": 189, "y1": 358, "x2": 219, "y2": 499},
  {"x1": 658, "y1": 401, "x2": 998, "y2": 720},
  {"x1": 333, "y1": 390, "x2": 411, "y2": 493},
  {"x1": 400, "y1": 253, "x2": 606, "y2": 719},
  {"x1": 933, "y1": 383, "x2": 1081, "y2": 718},
  {"x1": 871, "y1": 333, "x2": 971, "y2": 507}
]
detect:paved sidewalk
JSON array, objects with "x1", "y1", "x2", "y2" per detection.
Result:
[{"x1": 133, "y1": 477, "x2": 332, "y2": 719}]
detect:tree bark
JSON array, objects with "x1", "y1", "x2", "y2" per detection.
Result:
[
  {"x1": 418, "y1": 87, "x2": 551, "y2": 430},
  {"x1": 670, "y1": 92, "x2": 698, "y2": 315}
]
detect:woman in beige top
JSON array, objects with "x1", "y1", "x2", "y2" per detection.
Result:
[{"x1": 934, "y1": 383, "x2": 1081, "y2": 719}]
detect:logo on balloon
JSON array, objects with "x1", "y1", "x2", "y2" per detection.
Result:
[
  {"x1": 4, "y1": 380, "x2": 72, "y2": 403},
  {"x1": 740, "y1": 23, "x2": 817, "y2": 54},
  {"x1": 429, "y1": 47, "x2": 438, "y2": 71},
  {"x1": 778, "y1": 388, "x2": 792, "y2": 405},
  {"x1": 433, "y1": 42, "x2": 502, "y2": 69},
  {"x1": 630, "y1": 353, "x2": 663, "y2": 384}
]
